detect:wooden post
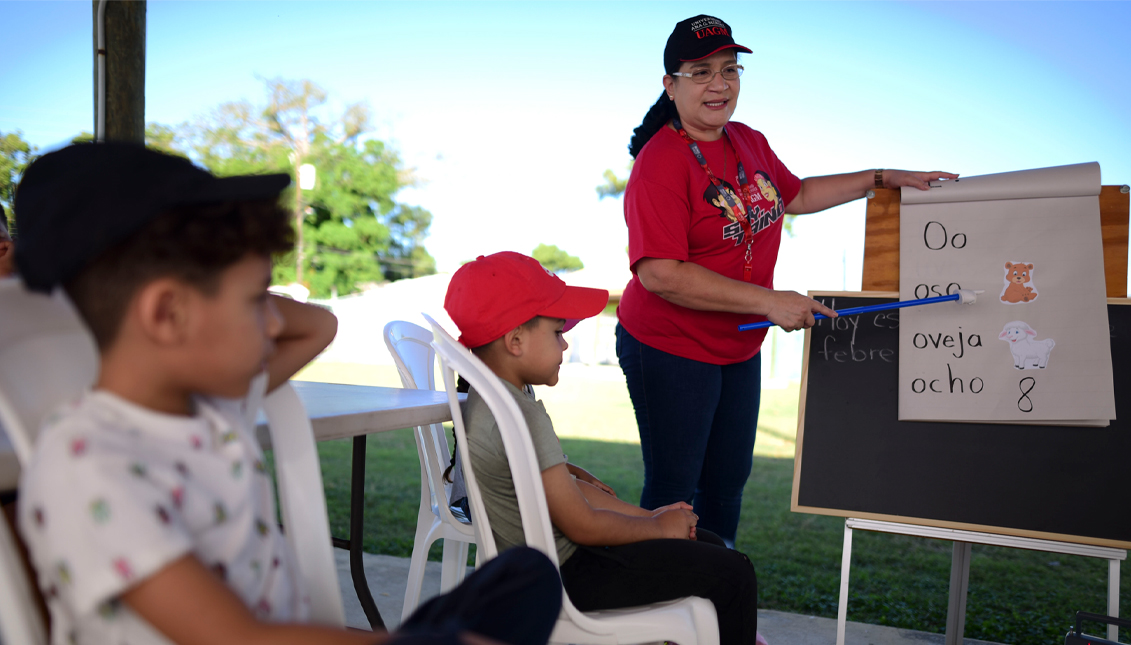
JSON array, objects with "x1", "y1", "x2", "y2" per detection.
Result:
[{"x1": 93, "y1": 1, "x2": 146, "y2": 144}]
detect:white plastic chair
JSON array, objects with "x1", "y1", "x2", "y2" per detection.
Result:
[
  {"x1": 423, "y1": 313, "x2": 720, "y2": 645},
  {"x1": 383, "y1": 320, "x2": 476, "y2": 621},
  {"x1": 0, "y1": 506, "x2": 48, "y2": 645},
  {"x1": 0, "y1": 280, "x2": 345, "y2": 628},
  {"x1": 0, "y1": 282, "x2": 96, "y2": 643},
  {"x1": 0, "y1": 280, "x2": 99, "y2": 464},
  {"x1": 262, "y1": 382, "x2": 346, "y2": 626}
]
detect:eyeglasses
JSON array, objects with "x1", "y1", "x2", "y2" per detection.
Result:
[{"x1": 671, "y1": 64, "x2": 744, "y2": 84}]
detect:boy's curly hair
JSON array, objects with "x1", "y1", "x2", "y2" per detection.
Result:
[{"x1": 64, "y1": 198, "x2": 294, "y2": 350}]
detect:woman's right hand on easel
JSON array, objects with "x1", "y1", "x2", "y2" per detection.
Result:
[{"x1": 766, "y1": 290, "x2": 837, "y2": 332}]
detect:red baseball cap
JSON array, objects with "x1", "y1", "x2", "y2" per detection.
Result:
[{"x1": 445, "y1": 252, "x2": 609, "y2": 348}]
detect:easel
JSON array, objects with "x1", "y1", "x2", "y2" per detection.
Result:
[
  {"x1": 829, "y1": 185, "x2": 1131, "y2": 645},
  {"x1": 836, "y1": 519, "x2": 1126, "y2": 645}
]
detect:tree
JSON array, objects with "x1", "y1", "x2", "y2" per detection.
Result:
[
  {"x1": 533, "y1": 244, "x2": 583, "y2": 274},
  {"x1": 166, "y1": 77, "x2": 436, "y2": 297},
  {"x1": 0, "y1": 131, "x2": 36, "y2": 235},
  {"x1": 596, "y1": 162, "x2": 632, "y2": 200},
  {"x1": 144, "y1": 123, "x2": 181, "y2": 156},
  {"x1": 596, "y1": 162, "x2": 796, "y2": 236}
]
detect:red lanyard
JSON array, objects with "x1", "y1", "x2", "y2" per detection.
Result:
[{"x1": 672, "y1": 117, "x2": 757, "y2": 282}]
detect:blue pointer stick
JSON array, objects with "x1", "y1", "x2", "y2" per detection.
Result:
[{"x1": 737, "y1": 290, "x2": 981, "y2": 331}]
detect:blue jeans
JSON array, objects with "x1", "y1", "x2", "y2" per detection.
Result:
[{"x1": 616, "y1": 323, "x2": 761, "y2": 545}]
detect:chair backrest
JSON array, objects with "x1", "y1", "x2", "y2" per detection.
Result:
[
  {"x1": 383, "y1": 321, "x2": 463, "y2": 523},
  {"x1": 384, "y1": 321, "x2": 437, "y2": 391},
  {"x1": 0, "y1": 280, "x2": 99, "y2": 464},
  {"x1": 423, "y1": 314, "x2": 559, "y2": 565},
  {"x1": 262, "y1": 382, "x2": 346, "y2": 627},
  {"x1": 0, "y1": 507, "x2": 48, "y2": 645}
]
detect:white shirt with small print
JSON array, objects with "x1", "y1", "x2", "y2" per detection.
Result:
[{"x1": 18, "y1": 375, "x2": 309, "y2": 644}]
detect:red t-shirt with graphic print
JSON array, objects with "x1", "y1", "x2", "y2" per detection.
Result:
[{"x1": 618, "y1": 122, "x2": 801, "y2": 365}]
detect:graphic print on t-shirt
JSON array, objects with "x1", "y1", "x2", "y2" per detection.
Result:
[{"x1": 705, "y1": 169, "x2": 786, "y2": 246}]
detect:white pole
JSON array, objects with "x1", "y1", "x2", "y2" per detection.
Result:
[
  {"x1": 836, "y1": 522, "x2": 853, "y2": 645},
  {"x1": 95, "y1": 0, "x2": 108, "y2": 142},
  {"x1": 1109, "y1": 558, "x2": 1120, "y2": 641}
]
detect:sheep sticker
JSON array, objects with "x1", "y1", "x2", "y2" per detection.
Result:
[
  {"x1": 999, "y1": 321, "x2": 1056, "y2": 369},
  {"x1": 1000, "y1": 261, "x2": 1038, "y2": 304}
]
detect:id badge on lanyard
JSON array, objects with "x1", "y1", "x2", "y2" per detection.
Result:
[{"x1": 672, "y1": 118, "x2": 757, "y2": 282}]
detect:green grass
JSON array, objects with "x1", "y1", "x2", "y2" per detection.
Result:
[
  {"x1": 300, "y1": 361, "x2": 1128, "y2": 644},
  {"x1": 314, "y1": 432, "x2": 1129, "y2": 645}
]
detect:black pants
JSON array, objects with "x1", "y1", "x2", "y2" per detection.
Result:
[
  {"x1": 558, "y1": 529, "x2": 758, "y2": 645},
  {"x1": 396, "y1": 547, "x2": 562, "y2": 645}
]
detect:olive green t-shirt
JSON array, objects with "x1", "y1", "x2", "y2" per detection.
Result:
[{"x1": 463, "y1": 380, "x2": 577, "y2": 564}]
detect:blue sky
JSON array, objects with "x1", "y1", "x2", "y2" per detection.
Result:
[{"x1": 3, "y1": 1, "x2": 1129, "y2": 290}]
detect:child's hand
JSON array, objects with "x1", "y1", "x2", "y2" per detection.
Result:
[
  {"x1": 265, "y1": 296, "x2": 338, "y2": 392},
  {"x1": 583, "y1": 475, "x2": 616, "y2": 497},
  {"x1": 652, "y1": 506, "x2": 697, "y2": 540},
  {"x1": 652, "y1": 502, "x2": 698, "y2": 539},
  {"x1": 567, "y1": 464, "x2": 616, "y2": 498},
  {"x1": 651, "y1": 501, "x2": 693, "y2": 515}
]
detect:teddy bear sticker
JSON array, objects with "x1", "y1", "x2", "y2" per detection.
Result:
[{"x1": 1000, "y1": 261, "x2": 1038, "y2": 304}]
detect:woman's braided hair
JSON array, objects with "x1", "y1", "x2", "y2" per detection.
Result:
[{"x1": 628, "y1": 91, "x2": 679, "y2": 159}]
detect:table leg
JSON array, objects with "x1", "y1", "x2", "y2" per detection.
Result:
[
  {"x1": 945, "y1": 541, "x2": 971, "y2": 645},
  {"x1": 350, "y1": 435, "x2": 386, "y2": 630}
]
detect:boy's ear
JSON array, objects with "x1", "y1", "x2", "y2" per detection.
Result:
[
  {"x1": 133, "y1": 278, "x2": 194, "y2": 346},
  {"x1": 500, "y1": 325, "x2": 526, "y2": 358}
]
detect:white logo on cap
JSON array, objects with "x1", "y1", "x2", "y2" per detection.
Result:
[{"x1": 690, "y1": 17, "x2": 725, "y2": 31}]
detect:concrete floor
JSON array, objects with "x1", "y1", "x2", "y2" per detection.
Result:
[{"x1": 333, "y1": 548, "x2": 1007, "y2": 645}]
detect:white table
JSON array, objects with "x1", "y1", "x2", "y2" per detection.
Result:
[{"x1": 255, "y1": 380, "x2": 456, "y2": 446}]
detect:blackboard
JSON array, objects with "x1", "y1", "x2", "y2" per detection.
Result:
[{"x1": 793, "y1": 292, "x2": 1131, "y2": 549}]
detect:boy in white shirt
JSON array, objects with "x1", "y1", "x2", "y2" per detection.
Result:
[{"x1": 12, "y1": 143, "x2": 560, "y2": 645}]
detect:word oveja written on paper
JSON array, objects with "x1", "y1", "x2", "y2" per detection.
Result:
[{"x1": 914, "y1": 219, "x2": 1035, "y2": 412}]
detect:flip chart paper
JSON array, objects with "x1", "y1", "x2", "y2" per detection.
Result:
[{"x1": 897, "y1": 163, "x2": 1116, "y2": 423}]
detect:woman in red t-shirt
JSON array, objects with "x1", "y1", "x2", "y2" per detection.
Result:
[{"x1": 617, "y1": 14, "x2": 957, "y2": 546}]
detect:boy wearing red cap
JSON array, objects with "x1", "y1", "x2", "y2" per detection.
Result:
[{"x1": 445, "y1": 252, "x2": 761, "y2": 645}]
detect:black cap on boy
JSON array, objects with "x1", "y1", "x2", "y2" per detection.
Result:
[{"x1": 14, "y1": 142, "x2": 290, "y2": 292}]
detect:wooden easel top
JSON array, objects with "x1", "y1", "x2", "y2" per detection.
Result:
[{"x1": 861, "y1": 186, "x2": 1130, "y2": 297}]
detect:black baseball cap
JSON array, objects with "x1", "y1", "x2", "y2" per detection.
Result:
[
  {"x1": 14, "y1": 142, "x2": 290, "y2": 292},
  {"x1": 664, "y1": 15, "x2": 752, "y2": 74}
]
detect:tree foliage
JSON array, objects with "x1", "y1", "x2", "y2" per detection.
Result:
[
  {"x1": 144, "y1": 123, "x2": 181, "y2": 156},
  {"x1": 162, "y1": 77, "x2": 435, "y2": 297},
  {"x1": 533, "y1": 243, "x2": 583, "y2": 274},
  {"x1": 0, "y1": 131, "x2": 36, "y2": 235},
  {"x1": 596, "y1": 162, "x2": 631, "y2": 200}
]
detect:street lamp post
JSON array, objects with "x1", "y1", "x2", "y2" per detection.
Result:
[{"x1": 294, "y1": 161, "x2": 316, "y2": 284}]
